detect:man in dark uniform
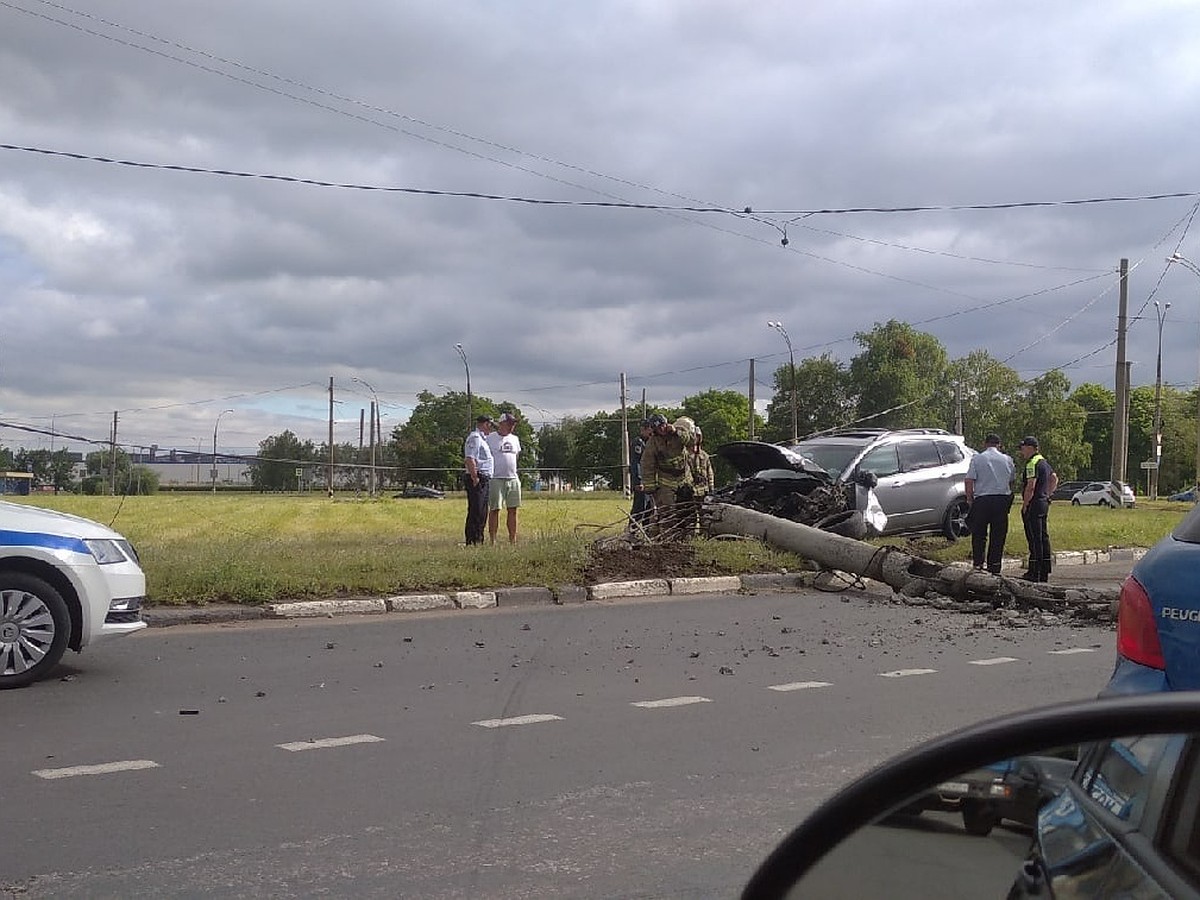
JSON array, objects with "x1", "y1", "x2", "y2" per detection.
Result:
[
  {"x1": 629, "y1": 418, "x2": 654, "y2": 531},
  {"x1": 462, "y1": 415, "x2": 493, "y2": 545},
  {"x1": 1018, "y1": 435, "x2": 1058, "y2": 582}
]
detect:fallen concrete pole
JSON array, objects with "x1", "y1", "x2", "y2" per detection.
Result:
[{"x1": 706, "y1": 503, "x2": 1118, "y2": 622}]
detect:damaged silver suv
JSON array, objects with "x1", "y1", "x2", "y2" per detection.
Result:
[{"x1": 715, "y1": 428, "x2": 975, "y2": 540}]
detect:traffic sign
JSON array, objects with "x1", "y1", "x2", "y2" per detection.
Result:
[{"x1": 1141, "y1": 461, "x2": 1159, "y2": 469}]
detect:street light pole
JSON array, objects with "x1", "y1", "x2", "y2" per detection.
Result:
[
  {"x1": 1151, "y1": 301, "x2": 1170, "y2": 500},
  {"x1": 351, "y1": 376, "x2": 379, "y2": 497},
  {"x1": 454, "y1": 343, "x2": 473, "y2": 430},
  {"x1": 1167, "y1": 253, "x2": 1200, "y2": 499},
  {"x1": 212, "y1": 409, "x2": 234, "y2": 493},
  {"x1": 767, "y1": 321, "x2": 798, "y2": 443}
]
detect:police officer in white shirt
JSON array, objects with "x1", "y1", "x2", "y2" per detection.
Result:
[{"x1": 965, "y1": 432, "x2": 1015, "y2": 574}]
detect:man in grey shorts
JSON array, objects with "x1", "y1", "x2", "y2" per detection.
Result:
[{"x1": 487, "y1": 412, "x2": 522, "y2": 544}]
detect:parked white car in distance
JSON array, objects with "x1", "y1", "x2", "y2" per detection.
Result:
[
  {"x1": 0, "y1": 500, "x2": 147, "y2": 688},
  {"x1": 1070, "y1": 481, "x2": 1136, "y2": 508}
]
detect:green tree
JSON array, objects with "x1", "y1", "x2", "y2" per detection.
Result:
[
  {"x1": 681, "y1": 388, "x2": 761, "y2": 485},
  {"x1": 947, "y1": 351, "x2": 1023, "y2": 445},
  {"x1": 763, "y1": 354, "x2": 851, "y2": 443},
  {"x1": 566, "y1": 411, "x2": 627, "y2": 489},
  {"x1": 251, "y1": 430, "x2": 317, "y2": 491},
  {"x1": 391, "y1": 391, "x2": 535, "y2": 488},
  {"x1": 126, "y1": 465, "x2": 160, "y2": 495},
  {"x1": 1068, "y1": 383, "x2": 1114, "y2": 480},
  {"x1": 84, "y1": 448, "x2": 131, "y2": 494},
  {"x1": 536, "y1": 419, "x2": 575, "y2": 487},
  {"x1": 1014, "y1": 371, "x2": 1088, "y2": 478},
  {"x1": 1160, "y1": 387, "x2": 1197, "y2": 492},
  {"x1": 848, "y1": 321, "x2": 950, "y2": 429}
]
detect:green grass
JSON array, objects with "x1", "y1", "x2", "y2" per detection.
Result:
[
  {"x1": 10, "y1": 492, "x2": 1186, "y2": 605},
  {"x1": 881, "y1": 499, "x2": 1190, "y2": 563}
]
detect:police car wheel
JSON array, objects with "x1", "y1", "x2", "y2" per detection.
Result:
[{"x1": 0, "y1": 573, "x2": 71, "y2": 690}]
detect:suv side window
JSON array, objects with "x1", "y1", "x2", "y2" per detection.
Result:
[
  {"x1": 935, "y1": 441, "x2": 964, "y2": 464},
  {"x1": 858, "y1": 445, "x2": 900, "y2": 478},
  {"x1": 896, "y1": 440, "x2": 942, "y2": 472}
]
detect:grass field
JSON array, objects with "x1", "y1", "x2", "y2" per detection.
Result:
[{"x1": 9, "y1": 492, "x2": 1189, "y2": 605}]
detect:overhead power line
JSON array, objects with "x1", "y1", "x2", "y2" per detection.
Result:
[{"x1": 5, "y1": 143, "x2": 1199, "y2": 219}]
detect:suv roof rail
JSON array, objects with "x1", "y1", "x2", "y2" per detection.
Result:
[{"x1": 807, "y1": 427, "x2": 959, "y2": 440}]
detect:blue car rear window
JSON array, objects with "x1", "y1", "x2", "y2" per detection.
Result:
[{"x1": 1172, "y1": 504, "x2": 1200, "y2": 544}]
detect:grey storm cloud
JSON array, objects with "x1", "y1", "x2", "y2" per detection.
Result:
[{"x1": 2, "y1": 0, "x2": 1200, "y2": 454}]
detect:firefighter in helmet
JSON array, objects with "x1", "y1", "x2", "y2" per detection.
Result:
[{"x1": 640, "y1": 413, "x2": 694, "y2": 539}]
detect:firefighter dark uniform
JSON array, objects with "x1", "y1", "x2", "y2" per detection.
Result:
[{"x1": 641, "y1": 415, "x2": 693, "y2": 539}]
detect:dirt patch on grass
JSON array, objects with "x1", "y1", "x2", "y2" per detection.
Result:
[{"x1": 580, "y1": 541, "x2": 731, "y2": 583}]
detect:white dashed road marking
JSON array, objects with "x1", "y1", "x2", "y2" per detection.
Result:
[
  {"x1": 970, "y1": 657, "x2": 1020, "y2": 666},
  {"x1": 1048, "y1": 648, "x2": 1097, "y2": 655},
  {"x1": 472, "y1": 714, "x2": 563, "y2": 728},
  {"x1": 879, "y1": 668, "x2": 938, "y2": 678},
  {"x1": 276, "y1": 734, "x2": 386, "y2": 752},
  {"x1": 33, "y1": 760, "x2": 160, "y2": 780},
  {"x1": 768, "y1": 681, "x2": 834, "y2": 692},
  {"x1": 631, "y1": 696, "x2": 712, "y2": 709}
]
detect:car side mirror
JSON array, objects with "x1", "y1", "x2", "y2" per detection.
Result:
[{"x1": 741, "y1": 694, "x2": 1200, "y2": 900}]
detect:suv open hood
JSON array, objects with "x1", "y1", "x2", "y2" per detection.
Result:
[{"x1": 715, "y1": 441, "x2": 835, "y2": 480}]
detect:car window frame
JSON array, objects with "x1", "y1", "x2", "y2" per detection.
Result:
[
  {"x1": 1161, "y1": 738, "x2": 1200, "y2": 884},
  {"x1": 934, "y1": 440, "x2": 965, "y2": 465},
  {"x1": 856, "y1": 444, "x2": 900, "y2": 479},
  {"x1": 895, "y1": 439, "x2": 942, "y2": 473}
]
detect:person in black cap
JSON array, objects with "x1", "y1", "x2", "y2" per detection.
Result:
[
  {"x1": 462, "y1": 415, "x2": 493, "y2": 545},
  {"x1": 1018, "y1": 435, "x2": 1059, "y2": 582},
  {"x1": 629, "y1": 418, "x2": 654, "y2": 532},
  {"x1": 964, "y1": 432, "x2": 1015, "y2": 574}
]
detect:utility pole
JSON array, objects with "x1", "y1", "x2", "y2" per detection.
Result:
[
  {"x1": 748, "y1": 359, "x2": 756, "y2": 440},
  {"x1": 328, "y1": 377, "x2": 334, "y2": 498},
  {"x1": 1111, "y1": 259, "x2": 1130, "y2": 488},
  {"x1": 110, "y1": 411, "x2": 118, "y2": 495},
  {"x1": 620, "y1": 373, "x2": 630, "y2": 497},
  {"x1": 954, "y1": 382, "x2": 964, "y2": 435}
]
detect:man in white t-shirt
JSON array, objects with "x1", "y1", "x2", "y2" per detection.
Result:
[{"x1": 486, "y1": 412, "x2": 522, "y2": 544}]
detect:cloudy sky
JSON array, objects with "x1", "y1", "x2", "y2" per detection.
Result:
[{"x1": 3, "y1": 0, "x2": 1200, "y2": 457}]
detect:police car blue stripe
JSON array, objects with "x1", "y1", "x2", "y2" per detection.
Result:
[{"x1": 0, "y1": 530, "x2": 89, "y2": 555}]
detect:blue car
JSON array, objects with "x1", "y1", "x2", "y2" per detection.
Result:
[
  {"x1": 1105, "y1": 501, "x2": 1200, "y2": 694},
  {"x1": 1005, "y1": 504, "x2": 1200, "y2": 896}
]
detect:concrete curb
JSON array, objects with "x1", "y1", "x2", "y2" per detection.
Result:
[{"x1": 141, "y1": 548, "x2": 1146, "y2": 628}]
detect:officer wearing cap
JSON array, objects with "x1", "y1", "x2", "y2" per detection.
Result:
[
  {"x1": 462, "y1": 415, "x2": 493, "y2": 545},
  {"x1": 965, "y1": 432, "x2": 1015, "y2": 575},
  {"x1": 1018, "y1": 435, "x2": 1059, "y2": 582}
]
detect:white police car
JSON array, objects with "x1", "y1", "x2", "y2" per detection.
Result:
[{"x1": 1, "y1": 499, "x2": 146, "y2": 688}]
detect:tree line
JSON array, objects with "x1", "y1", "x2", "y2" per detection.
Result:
[{"x1": 6, "y1": 320, "x2": 1196, "y2": 494}]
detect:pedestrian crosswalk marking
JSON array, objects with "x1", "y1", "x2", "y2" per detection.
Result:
[
  {"x1": 33, "y1": 760, "x2": 160, "y2": 780},
  {"x1": 472, "y1": 714, "x2": 563, "y2": 728},
  {"x1": 970, "y1": 657, "x2": 1020, "y2": 666},
  {"x1": 768, "y1": 681, "x2": 833, "y2": 692},
  {"x1": 879, "y1": 668, "x2": 938, "y2": 678},
  {"x1": 277, "y1": 734, "x2": 385, "y2": 752},
  {"x1": 632, "y1": 696, "x2": 712, "y2": 708}
]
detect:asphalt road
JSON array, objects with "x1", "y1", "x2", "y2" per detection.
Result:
[{"x1": 3, "y1": 581, "x2": 1123, "y2": 899}]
